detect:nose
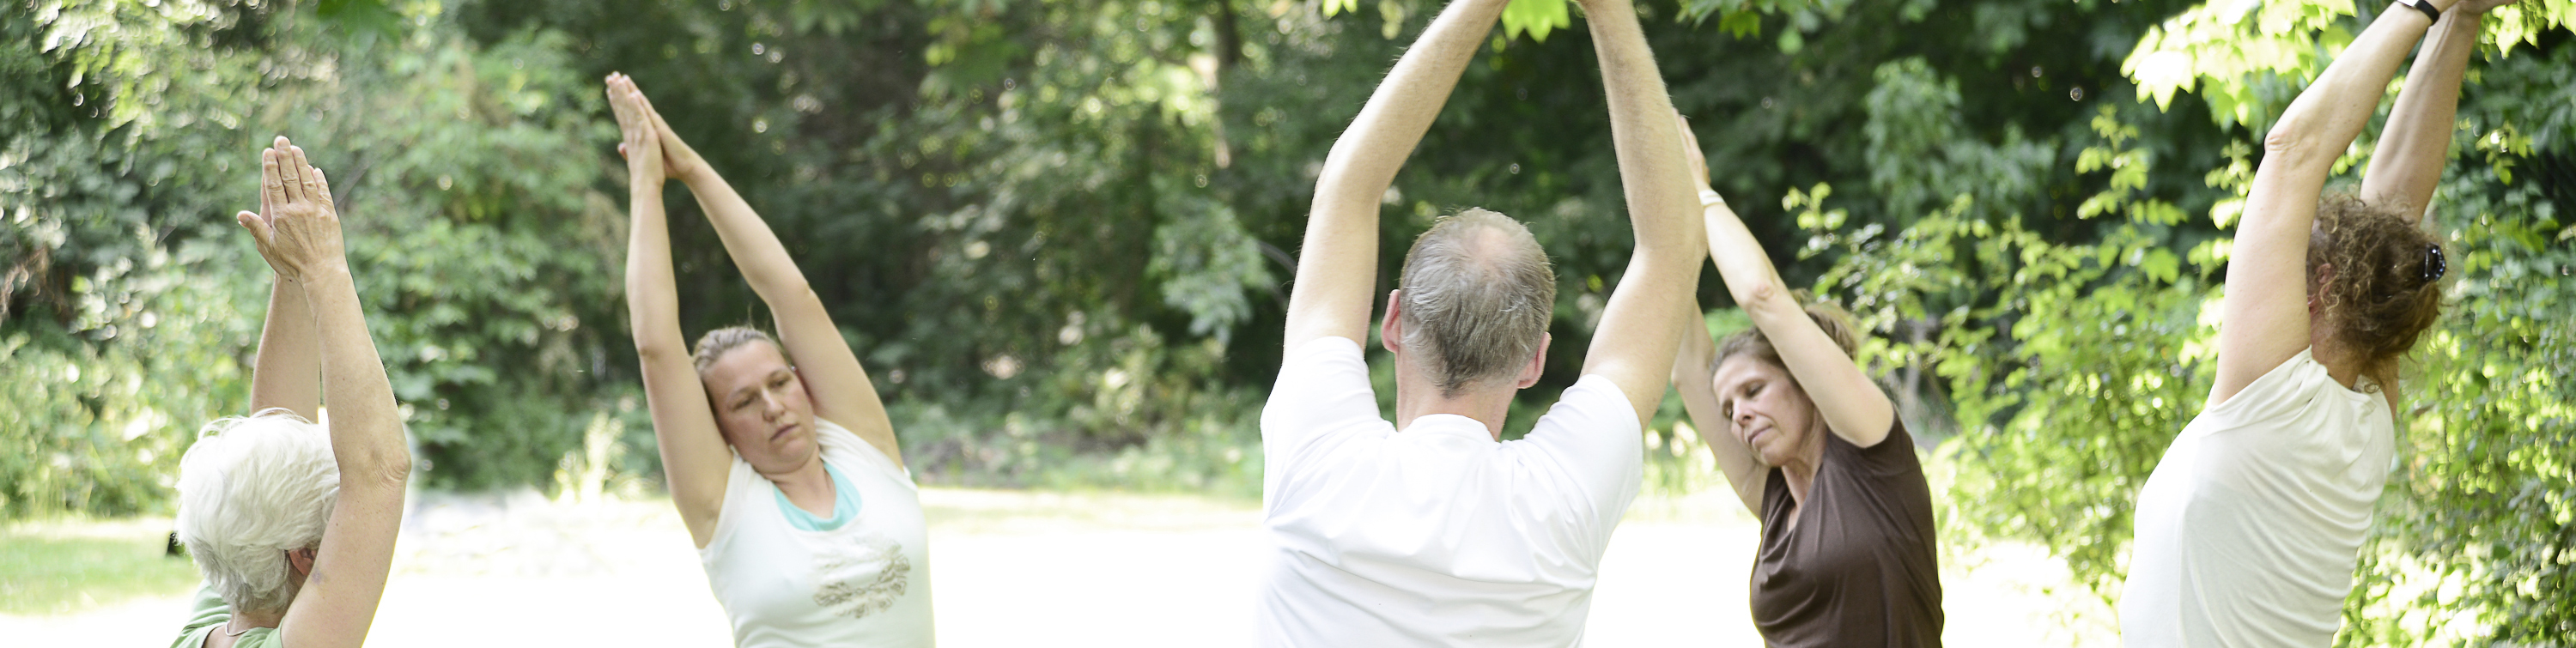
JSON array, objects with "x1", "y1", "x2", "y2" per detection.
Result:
[{"x1": 759, "y1": 388, "x2": 787, "y2": 421}]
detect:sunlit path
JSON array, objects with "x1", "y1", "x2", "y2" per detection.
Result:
[{"x1": 3, "y1": 488, "x2": 2111, "y2": 646}]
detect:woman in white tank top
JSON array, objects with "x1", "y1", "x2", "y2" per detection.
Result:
[
  {"x1": 610, "y1": 73, "x2": 933, "y2": 647},
  {"x1": 2117, "y1": 1, "x2": 2506, "y2": 645}
]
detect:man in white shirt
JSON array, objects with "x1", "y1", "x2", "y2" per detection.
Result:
[{"x1": 1254, "y1": 0, "x2": 1702, "y2": 644}]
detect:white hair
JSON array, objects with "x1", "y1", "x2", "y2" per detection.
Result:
[{"x1": 174, "y1": 409, "x2": 339, "y2": 615}]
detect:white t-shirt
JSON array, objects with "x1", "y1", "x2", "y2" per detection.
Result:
[
  {"x1": 702, "y1": 419, "x2": 935, "y2": 648},
  {"x1": 2121, "y1": 348, "x2": 2396, "y2": 647},
  {"x1": 1255, "y1": 336, "x2": 1644, "y2": 647}
]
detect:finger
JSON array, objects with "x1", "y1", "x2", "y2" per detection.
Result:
[
  {"x1": 273, "y1": 141, "x2": 307, "y2": 204},
  {"x1": 237, "y1": 210, "x2": 275, "y2": 249},
  {"x1": 258, "y1": 155, "x2": 274, "y2": 221},
  {"x1": 642, "y1": 95, "x2": 683, "y2": 148},
  {"x1": 289, "y1": 145, "x2": 323, "y2": 207},
  {"x1": 605, "y1": 81, "x2": 638, "y2": 126},
  {"x1": 310, "y1": 167, "x2": 335, "y2": 210},
  {"x1": 611, "y1": 93, "x2": 647, "y2": 139},
  {"x1": 261, "y1": 149, "x2": 290, "y2": 213}
]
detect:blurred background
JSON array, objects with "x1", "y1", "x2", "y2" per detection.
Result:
[{"x1": 2, "y1": 0, "x2": 2569, "y2": 645}]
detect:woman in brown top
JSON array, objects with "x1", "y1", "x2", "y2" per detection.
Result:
[{"x1": 1668, "y1": 112, "x2": 1944, "y2": 646}]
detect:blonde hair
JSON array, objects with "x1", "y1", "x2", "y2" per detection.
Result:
[
  {"x1": 1396, "y1": 209, "x2": 1558, "y2": 397},
  {"x1": 173, "y1": 409, "x2": 338, "y2": 615},
  {"x1": 692, "y1": 326, "x2": 779, "y2": 375}
]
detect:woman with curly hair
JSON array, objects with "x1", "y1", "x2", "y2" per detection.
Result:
[{"x1": 2118, "y1": 0, "x2": 2507, "y2": 645}]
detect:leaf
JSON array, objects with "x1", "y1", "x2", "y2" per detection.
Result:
[
  {"x1": 2142, "y1": 249, "x2": 2180, "y2": 284},
  {"x1": 1718, "y1": 10, "x2": 1762, "y2": 38},
  {"x1": 1501, "y1": 0, "x2": 1572, "y2": 42}
]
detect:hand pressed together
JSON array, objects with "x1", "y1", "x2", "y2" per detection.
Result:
[
  {"x1": 607, "y1": 73, "x2": 713, "y2": 186},
  {"x1": 236, "y1": 136, "x2": 348, "y2": 283}
]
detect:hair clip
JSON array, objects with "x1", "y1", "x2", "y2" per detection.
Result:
[{"x1": 2421, "y1": 245, "x2": 2446, "y2": 282}]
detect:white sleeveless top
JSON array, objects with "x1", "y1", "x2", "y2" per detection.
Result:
[
  {"x1": 2121, "y1": 348, "x2": 2395, "y2": 647},
  {"x1": 702, "y1": 419, "x2": 934, "y2": 647}
]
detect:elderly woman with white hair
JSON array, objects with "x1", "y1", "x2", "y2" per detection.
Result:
[{"x1": 173, "y1": 136, "x2": 410, "y2": 648}]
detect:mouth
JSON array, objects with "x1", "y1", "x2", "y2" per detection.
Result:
[{"x1": 769, "y1": 421, "x2": 799, "y2": 442}]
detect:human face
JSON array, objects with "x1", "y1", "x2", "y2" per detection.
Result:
[
  {"x1": 1710, "y1": 354, "x2": 1821, "y2": 469},
  {"x1": 700, "y1": 341, "x2": 818, "y2": 474}
]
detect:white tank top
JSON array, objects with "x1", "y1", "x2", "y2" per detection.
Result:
[
  {"x1": 702, "y1": 419, "x2": 934, "y2": 647},
  {"x1": 2121, "y1": 348, "x2": 2395, "y2": 647}
]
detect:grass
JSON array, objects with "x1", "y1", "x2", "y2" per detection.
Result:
[{"x1": 0, "y1": 517, "x2": 201, "y2": 615}]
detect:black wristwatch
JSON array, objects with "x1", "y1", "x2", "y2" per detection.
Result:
[{"x1": 2396, "y1": 0, "x2": 2442, "y2": 22}]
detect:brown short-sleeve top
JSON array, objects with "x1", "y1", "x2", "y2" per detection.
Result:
[{"x1": 1750, "y1": 420, "x2": 1943, "y2": 647}]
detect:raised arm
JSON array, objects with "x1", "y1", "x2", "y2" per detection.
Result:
[
  {"x1": 239, "y1": 182, "x2": 319, "y2": 421},
  {"x1": 2359, "y1": 0, "x2": 2506, "y2": 226},
  {"x1": 2214, "y1": 0, "x2": 2458, "y2": 406},
  {"x1": 238, "y1": 137, "x2": 409, "y2": 648},
  {"x1": 1671, "y1": 295, "x2": 1767, "y2": 512},
  {"x1": 1676, "y1": 116, "x2": 1892, "y2": 447},
  {"x1": 617, "y1": 76, "x2": 900, "y2": 469},
  {"x1": 1281, "y1": 0, "x2": 1512, "y2": 354},
  {"x1": 611, "y1": 75, "x2": 732, "y2": 547},
  {"x1": 1577, "y1": 0, "x2": 1707, "y2": 424}
]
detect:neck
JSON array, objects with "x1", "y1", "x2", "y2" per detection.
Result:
[
  {"x1": 2310, "y1": 334, "x2": 2368, "y2": 390},
  {"x1": 230, "y1": 606, "x2": 286, "y2": 631},
  {"x1": 760, "y1": 454, "x2": 834, "y2": 504},
  {"x1": 1776, "y1": 427, "x2": 1828, "y2": 508},
  {"x1": 1393, "y1": 359, "x2": 1516, "y2": 441}
]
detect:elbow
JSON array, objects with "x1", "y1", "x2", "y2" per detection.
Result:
[
  {"x1": 2261, "y1": 119, "x2": 2325, "y2": 166},
  {"x1": 345, "y1": 444, "x2": 414, "y2": 490},
  {"x1": 635, "y1": 338, "x2": 688, "y2": 361},
  {"x1": 1728, "y1": 280, "x2": 1793, "y2": 315}
]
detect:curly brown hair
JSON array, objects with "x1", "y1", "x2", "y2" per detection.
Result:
[
  {"x1": 1710, "y1": 298, "x2": 1863, "y2": 379},
  {"x1": 2306, "y1": 193, "x2": 2447, "y2": 384}
]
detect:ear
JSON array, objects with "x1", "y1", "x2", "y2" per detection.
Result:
[
  {"x1": 1380, "y1": 289, "x2": 1405, "y2": 354},
  {"x1": 288, "y1": 546, "x2": 318, "y2": 576},
  {"x1": 1511, "y1": 333, "x2": 1551, "y2": 390}
]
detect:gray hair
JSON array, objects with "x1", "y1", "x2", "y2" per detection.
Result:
[
  {"x1": 174, "y1": 410, "x2": 339, "y2": 615},
  {"x1": 693, "y1": 326, "x2": 779, "y2": 375},
  {"x1": 1396, "y1": 208, "x2": 1558, "y2": 397}
]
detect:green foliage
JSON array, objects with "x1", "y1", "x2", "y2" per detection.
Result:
[
  {"x1": 4, "y1": 0, "x2": 629, "y2": 505},
  {"x1": 1500, "y1": 0, "x2": 1570, "y2": 43}
]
